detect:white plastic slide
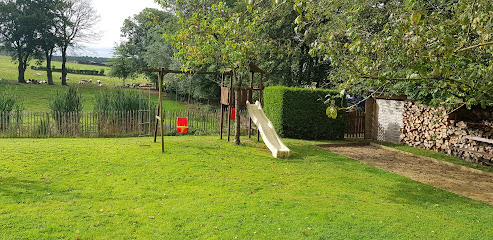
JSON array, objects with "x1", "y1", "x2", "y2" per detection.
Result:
[{"x1": 246, "y1": 101, "x2": 291, "y2": 158}]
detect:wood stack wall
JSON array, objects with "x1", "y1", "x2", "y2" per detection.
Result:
[{"x1": 400, "y1": 102, "x2": 493, "y2": 166}]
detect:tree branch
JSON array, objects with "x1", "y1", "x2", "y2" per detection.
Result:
[{"x1": 454, "y1": 41, "x2": 493, "y2": 53}]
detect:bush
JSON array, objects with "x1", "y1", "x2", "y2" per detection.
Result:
[
  {"x1": 94, "y1": 88, "x2": 155, "y2": 136},
  {"x1": 50, "y1": 86, "x2": 83, "y2": 113},
  {"x1": 50, "y1": 87, "x2": 83, "y2": 135},
  {"x1": 94, "y1": 88, "x2": 140, "y2": 112},
  {"x1": 263, "y1": 86, "x2": 347, "y2": 140},
  {"x1": 0, "y1": 86, "x2": 23, "y2": 113},
  {"x1": 0, "y1": 86, "x2": 24, "y2": 131}
]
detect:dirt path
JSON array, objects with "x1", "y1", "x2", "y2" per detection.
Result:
[{"x1": 321, "y1": 144, "x2": 493, "y2": 205}]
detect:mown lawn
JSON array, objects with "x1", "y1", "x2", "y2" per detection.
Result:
[
  {"x1": 0, "y1": 136, "x2": 492, "y2": 239},
  {"x1": 0, "y1": 81, "x2": 185, "y2": 112}
]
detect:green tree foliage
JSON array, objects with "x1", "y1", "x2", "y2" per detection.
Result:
[
  {"x1": 37, "y1": 0, "x2": 70, "y2": 85},
  {"x1": 288, "y1": 0, "x2": 492, "y2": 111},
  {"x1": 110, "y1": 8, "x2": 178, "y2": 83},
  {"x1": 0, "y1": 0, "x2": 98, "y2": 85},
  {"x1": 109, "y1": 46, "x2": 137, "y2": 82},
  {"x1": 165, "y1": 1, "x2": 268, "y2": 144},
  {"x1": 251, "y1": 0, "x2": 331, "y2": 87},
  {"x1": 0, "y1": 0, "x2": 44, "y2": 83}
]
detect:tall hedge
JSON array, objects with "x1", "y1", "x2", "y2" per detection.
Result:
[{"x1": 263, "y1": 86, "x2": 347, "y2": 140}]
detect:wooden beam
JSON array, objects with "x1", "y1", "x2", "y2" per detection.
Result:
[
  {"x1": 142, "y1": 68, "x2": 233, "y2": 76},
  {"x1": 465, "y1": 136, "x2": 493, "y2": 144},
  {"x1": 456, "y1": 148, "x2": 493, "y2": 158}
]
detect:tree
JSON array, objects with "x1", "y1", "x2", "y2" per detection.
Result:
[
  {"x1": 109, "y1": 45, "x2": 137, "y2": 83},
  {"x1": 288, "y1": 0, "x2": 493, "y2": 112},
  {"x1": 0, "y1": 0, "x2": 43, "y2": 83},
  {"x1": 166, "y1": 1, "x2": 267, "y2": 145},
  {"x1": 111, "y1": 8, "x2": 178, "y2": 84},
  {"x1": 58, "y1": 0, "x2": 99, "y2": 85},
  {"x1": 37, "y1": 0, "x2": 69, "y2": 85}
]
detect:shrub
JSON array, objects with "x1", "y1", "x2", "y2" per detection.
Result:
[
  {"x1": 94, "y1": 88, "x2": 140, "y2": 112},
  {"x1": 50, "y1": 86, "x2": 83, "y2": 113},
  {"x1": 263, "y1": 86, "x2": 347, "y2": 140},
  {"x1": 0, "y1": 86, "x2": 24, "y2": 130},
  {"x1": 50, "y1": 87, "x2": 83, "y2": 135},
  {"x1": 0, "y1": 86, "x2": 23, "y2": 113},
  {"x1": 94, "y1": 88, "x2": 155, "y2": 136}
]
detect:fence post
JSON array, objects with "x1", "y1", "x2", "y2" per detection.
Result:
[{"x1": 365, "y1": 98, "x2": 375, "y2": 140}]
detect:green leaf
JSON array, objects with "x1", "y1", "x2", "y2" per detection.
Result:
[
  {"x1": 326, "y1": 106, "x2": 338, "y2": 119},
  {"x1": 340, "y1": 89, "x2": 346, "y2": 97},
  {"x1": 411, "y1": 12, "x2": 421, "y2": 25},
  {"x1": 295, "y1": 15, "x2": 302, "y2": 24},
  {"x1": 294, "y1": 3, "x2": 302, "y2": 14}
]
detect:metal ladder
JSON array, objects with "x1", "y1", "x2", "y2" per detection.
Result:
[{"x1": 138, "y1": 86, "x2": 152, "y2": 147}]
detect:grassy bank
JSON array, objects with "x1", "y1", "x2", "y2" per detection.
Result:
[
  {"x1": 0, "y1": 81, "x2": 185, "y2": 112},
  {"x1": 0, "y1": 137, "x2": 491, "y2": 239}
]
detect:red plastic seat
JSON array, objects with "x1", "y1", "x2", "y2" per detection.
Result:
[
  {"x1": 230, "y1": 108, "x2": 236, "y2": 120},
  {"x1": 177, "y1": 117, "x2": 189, "y2": 134}
]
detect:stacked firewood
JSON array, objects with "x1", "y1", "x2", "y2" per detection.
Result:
[
  {"x1": 400, "y1": 101, "x2": 493, "y2": 165},
  {"x1": 448, "y1": 120, "x2": 493, "y2": 165},
  {"x1": 400, "y1": 102, "x2": 449, "y2": 151}
]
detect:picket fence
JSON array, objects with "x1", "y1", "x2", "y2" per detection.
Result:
[{"x1": 0, "y1": 110, "x2": 237, "y2": 138}]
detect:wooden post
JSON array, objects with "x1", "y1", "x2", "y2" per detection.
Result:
[
  {"x1": 364, "y1": 98, "x2": 375, "y2": 140},
  {"x1": 227, "y1": 75, "x2": 233, "y2": 142},
  {"x1": 160, "y1": 69, "x2": 165, "y2": 153},
  {"x1": 153, "y1": 100, "x2": 161, "y2": 143},
  {"x1": 220, "y1": 74, "x2": 224, "y2": 139},
  {"x1": 248, "y1": 71, "x2": 253, "y2": 139},
  {"x1": 258, "y1": 72, "x2": 263, "y2": 142}
]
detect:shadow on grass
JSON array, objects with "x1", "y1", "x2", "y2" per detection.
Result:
[
  {"x1": 0, "y1": 177, "x2": 78, "y2": 203},
  {"x1": 384, "y1": 178, "x2": 489, "y2": 207}
]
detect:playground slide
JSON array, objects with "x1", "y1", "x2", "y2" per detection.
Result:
[{"x1": 246, "y1": 101, "x2": 291, "y2": 158}]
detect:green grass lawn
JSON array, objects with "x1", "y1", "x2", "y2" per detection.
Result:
[
  {"x1": 0, "y1": 80, "x2": 185, "y2": 112},
  {"x1": 1, "y1": 136, "x2": 492, "y2": 239},
  {"x1": 0, "y1": 55, "x2": 147, "y2": 86}
]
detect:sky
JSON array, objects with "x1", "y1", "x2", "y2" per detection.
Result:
[{"x1": 81, "y1": 0, "x2": 163, "y2": 58}]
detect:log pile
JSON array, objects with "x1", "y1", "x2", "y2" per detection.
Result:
[{"x1": 401, "y1": 102, "x2": 493, "y2": 166}]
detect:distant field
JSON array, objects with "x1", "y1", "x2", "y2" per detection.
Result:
[
  {"x1": 0, "y1": 55, "x2": 148, "y2": 86},
  {"x1": 0, "y1": 55, "x2": 186, "y2": 112},
  {"x1": 0, "y1": 81, "x2": 186, "y2": 112}
]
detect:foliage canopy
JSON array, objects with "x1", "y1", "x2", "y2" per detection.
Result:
[{"x1": 288, "y1": 0, "x2": 493, "y2": 110}]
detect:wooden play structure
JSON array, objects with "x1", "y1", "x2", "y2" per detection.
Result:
[
  {"x1": 220, "y1": 63, "x2": 264, "y2": 142},
  {"x1": 144, "y1": 64, "x2": 263, "y2": 153}
]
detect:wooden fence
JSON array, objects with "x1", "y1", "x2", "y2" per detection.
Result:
[
  {"x1": 346, "y1": 110, "x2": 365, "y2": 138},
  {"x1": 0, "y1": 110, "x2": 235, "y2": 138}
]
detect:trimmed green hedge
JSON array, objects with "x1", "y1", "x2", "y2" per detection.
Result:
[{"x1": 263, "y1": 86, "x2": 347, "y2": 140}]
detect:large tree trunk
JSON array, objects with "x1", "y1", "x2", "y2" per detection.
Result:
[
  {"x1": 46, "y1": 48, "x2": 54, "y2": 85},
  {"x1": 234, "y1": 71, "x2": 242, "y2": 145},
  {"x1": 61, "y1": 46, "x2": 68, "y2": 85},
  {"x1": 17, "y1": 51, "x2": 26, "y2": 83}
]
